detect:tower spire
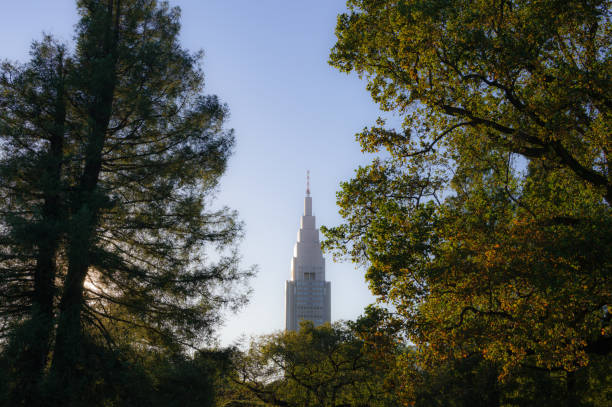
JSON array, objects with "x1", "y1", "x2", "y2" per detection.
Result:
[{"x1": 286, "y1": 172, "x2": 331, "y2": 331}]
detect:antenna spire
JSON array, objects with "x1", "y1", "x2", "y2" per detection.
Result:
[{"x1": 306, "y1": 170, "x2": 310, "y2": 196}]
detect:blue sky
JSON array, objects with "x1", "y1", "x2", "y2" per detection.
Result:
[{"x1": 1, "y1": 0, "x2": 393, "y2": 346}]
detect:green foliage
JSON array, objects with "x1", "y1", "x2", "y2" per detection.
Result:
[
  {"x1": 330, "y1": 0, "x2": 611, "y2": 202},
  {"x1": 407, "y1": 355, "x2": 503, "y2": 407},
  {"x1": 0, "y1": 0, "x2": 251, "y2": 404},
  {"x1": 324, "y1": 0, "x2": 612, "y2": 401},
  {"x1": 220, "y1": 309, "x2": 610, "y2": 406},
  {"x1": 229, "y1": 320, "x2": 400, "y2": 407},
  {"x1": 398, "y1": 352, "x2": 612, "y2": 406}
]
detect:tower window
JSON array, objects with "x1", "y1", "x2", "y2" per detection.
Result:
[{"x1": 304, "y1": 272, "x2": 315, "y2": 280}]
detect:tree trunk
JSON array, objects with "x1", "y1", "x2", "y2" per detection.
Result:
[
  {"x1": 565, "y1": 371, "x2": 579, "y2": 407},
  {"x1": 8, "y1": 52, "x2": 67, "y2": 406},
  {"x1": 30, "y1": 51, "x2": 67, "y2": 376},
  {"x1": 50, "y1": 0, "x2": 120, "y2": 385}
]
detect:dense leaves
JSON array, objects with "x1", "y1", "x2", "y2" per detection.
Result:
[
  {"x1": 1, "y1": 0, "x2": 610, "y2": 404},
  {"x1": 228, "y1": 318, "x2": 401, "y2": 407},
  {"x1": 331, "y1": 0, "x2": 611, "y2": 201},
  {"x1": 0, "y1": 1, "x2": 250, "y2": 404},
  {"x1": 324, "y1": 0, "x2": 612, "y2": 390},
  {"x1": 220, "y1": 308, "x2": 612, "y2": 406}
]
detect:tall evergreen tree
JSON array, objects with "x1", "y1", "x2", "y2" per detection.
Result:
[
  {"x1": 0, "y1": 1, "x2": 250, "y2": 404},
  {"x1": 0, "y1": 36, "x2": 72, "y2": 398}
]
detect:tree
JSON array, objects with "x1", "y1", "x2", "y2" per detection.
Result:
[
  {"x1": 0, "y1": 1, "x2": 251, "y2": 404},
  {"x1": 229, "y1": 320, "x2": 400, "y2": 407},
  {"x1": 0, "y1": 36, "x2": 72, "y2": 396},
  {"x1": 323, "y1": 0, "x2": 611, "y2": 396},
  {"x1": 330, "y1": 0, "x2": 611, "y2": 203},
  {"x1": 324, "y1": 155, "x2": 612, "y2": 404}
]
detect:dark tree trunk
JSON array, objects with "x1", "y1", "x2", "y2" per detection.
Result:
[
  {"x1": 565, "y1": 371, "x2": 579, "y2": 407},
  {"x1": 50, "y1": 0, "x2": 120, "y2": 385},
  {"x1": 8, "y1": 52, "x2": 68, "y2": 406},
  {"x1": 30, "y1": 51, "x2": 67, "y2": 375}
]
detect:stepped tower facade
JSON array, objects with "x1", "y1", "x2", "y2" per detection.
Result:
[{"x1": 285, "y1": 174, "x2": 331, "y2": 331}]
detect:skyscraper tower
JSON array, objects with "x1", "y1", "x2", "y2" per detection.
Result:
[{"x1": 285, "y1": 172, "x2": 331, "y2": 331}]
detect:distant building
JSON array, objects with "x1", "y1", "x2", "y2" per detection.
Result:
[{"x1": 285, "y1": 174, "x2": 331, "y2": 331}]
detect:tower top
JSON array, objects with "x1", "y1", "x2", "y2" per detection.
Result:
[{"x1": 306, "y1": 170, "x2": 310, "y2": 196}]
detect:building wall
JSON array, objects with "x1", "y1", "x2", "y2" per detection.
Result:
[{"x1": 285, "y1": 194, "x2": 331, "y2": 331}]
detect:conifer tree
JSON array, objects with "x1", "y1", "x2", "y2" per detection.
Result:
[
  {"x1": 0, "y1": 1, "x2": 250, "y2": 403},
  {"x1": 0, "y1": 36, "x2": 72, "y2": 396}
]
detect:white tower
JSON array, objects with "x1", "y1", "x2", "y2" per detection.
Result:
[{"x1": 285, "y1": 172, "x2": 331, "y2": 331}]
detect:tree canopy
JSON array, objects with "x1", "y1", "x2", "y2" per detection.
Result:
[
  {"x1": 0, "y1": 1, "x2": 250, "y2": 404},
  {"x1": 324, "y1": 0, "x2": 612, "y2": 390},
  {"x1": 227, "y1": 316, "x2": 401, "y2": 407},
  {"x1": 330, "y1": 0, "x2": 611, "y2": 202},
  {"x1": 1, "y1": 0, "x2": 610, "y2": 405}
]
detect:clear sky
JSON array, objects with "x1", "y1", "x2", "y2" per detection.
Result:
[{"x1": 1, "y1": 0, "x2": 392, "y2": 346}]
